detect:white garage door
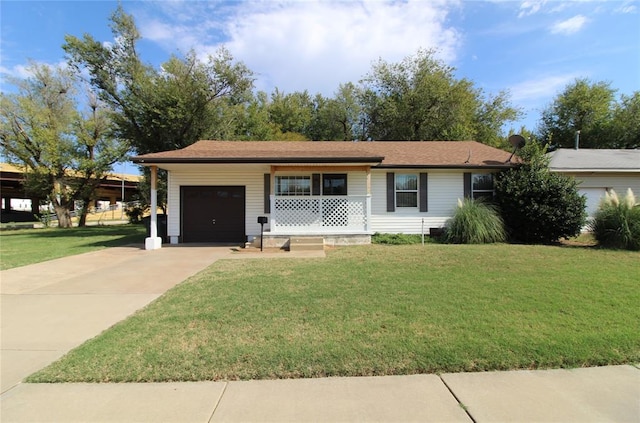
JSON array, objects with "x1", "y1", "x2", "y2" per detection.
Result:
[{"x1": 581, "y1": 188, "x2": 607, "y2": 217}]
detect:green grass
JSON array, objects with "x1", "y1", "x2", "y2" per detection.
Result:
[
  {"x1": 27, "y1": 244, "x2": 640, "y2": 383},
  {"x1": 0, "y1": 225, "x2": 146, "y2": 270}
]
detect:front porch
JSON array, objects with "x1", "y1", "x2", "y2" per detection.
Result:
[{"x1": 269, "y1": 194, "x2": 371, "y2": 235}]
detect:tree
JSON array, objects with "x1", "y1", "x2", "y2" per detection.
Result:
[
  {"x1": 267, "y1": 89, "x2": 313, "y2": 140},
  {"x1": 609, "y1": 92, "x2": 640, "y2": 149},
  {"x1": 358, "y1": 49, "x2": 519, "y2": 143},
  {"x1": 0, "y1": 63, "x2": 127, "y2": 228},
  {"x1": 73, "y1": 91, "x2": 128, "y2": 226},
  {"x1": 494, "y1": 142, "x2": 586, "y2": 244},
  {"x1": 64, "y1": 6, "x2": 254, "y2": 155},
  {"x1": 63, "y1": 5, "x2": 254, "y2": 209},
  {"x1": 308, "y1": 83, "x2": 363, "y2": 141},
  {"x1": 538, "y1": 78, "x2": 617, "y2": 149}
]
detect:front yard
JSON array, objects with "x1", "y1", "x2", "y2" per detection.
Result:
[
  {"x1": 0, "y1": 225, "x2": 146, "y2": 270},
  {"x1": 28, "y1": 243, "x2": 640, "y2": 383}
]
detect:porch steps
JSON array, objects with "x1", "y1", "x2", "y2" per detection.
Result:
[{"x1": 289, "y1": 237, "x2": 325, "y2": 252}]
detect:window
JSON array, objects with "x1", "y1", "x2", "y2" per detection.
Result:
[
  {"x1": 275, "y1": 176, "x2": 311, "y2": 196},
  {"x1": 396, "y1": 174, "x2": 418, "y2": 207},
  {"x1": 322, "y1": 174, "x2": 347, "y2": 196},
  {"x1": 472, "y1": 174, "x2": 494, "y2": 201}
]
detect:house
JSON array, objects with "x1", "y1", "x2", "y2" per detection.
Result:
[
  {"x1": 132, "y1": 141, "x2": 516, "y2": 249},
  {"x1": 548, "y1": 149, "x2": 640, "y2": 217}
]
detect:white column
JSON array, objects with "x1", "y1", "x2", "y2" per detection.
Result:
[{"x1": 145, "y1": 165, "x2": 162, "y2": 250}]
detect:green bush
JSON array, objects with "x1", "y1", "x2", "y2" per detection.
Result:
[
  {"x1": 495, "y1": 142, "x2": 586, "y2": 244},
  {"x1": 372, "y1": 233, "x2": 429, "y2": 245},
  {"x1": 442, "y1": 198, "x2": 506, "y2": 244},
  {"x1": 590, "y1": 189, "x2": 640, "y2": 251}
]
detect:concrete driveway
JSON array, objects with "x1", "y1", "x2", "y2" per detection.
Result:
[{"x1": 1, "y1": 244, "x2": 234, "y2": 393}]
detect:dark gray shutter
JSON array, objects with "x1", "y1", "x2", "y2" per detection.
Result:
[
  {"x1": 419, "y1": 173, "x2": 428, "y2": 212},
  {"x1": 386, "y1": 172, "x2": 395, "y2": 212},
  {"x1": 463, "y1": 172, "x2": 472, "y2": 199},
  {"x1": 312, "y1": 174, "x2": 321, "y2": 196},
  {"x1": 263, "y1": 174, "x2": 271, "y2": 213}
]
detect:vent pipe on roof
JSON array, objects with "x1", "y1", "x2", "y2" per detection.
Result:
[{"x1": 575, "y1": 130, "x2": 581, "y2": 150}]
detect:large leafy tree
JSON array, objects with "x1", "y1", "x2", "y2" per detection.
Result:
[
  {"x1": 0, "y1": 63, "x2": 127, "y2": 228},
  {"x1": 358, "y1": 49, "x2": 519, "y2": 144},
  {"x1": 538, "y1": 78, "x2": 620, "y2": 149},
  {"x1": 609, "y1": 92, "x2": 640, "y2": 149},
  {"x1": 63, "y1": 5, "x2": 254, "y2": 155},
  {"x1": 63, "y1": 6, "x2": 254, "y2": 211},
  {"x1": 308, "y1": 83, "x2": 363, "y2": 141}
]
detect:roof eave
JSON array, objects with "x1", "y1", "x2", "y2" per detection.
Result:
[
  {"x1": 132, "y1": 156, "x2": 385, "y2": 165},
  {"x1": 375, "y1": 163, "x2": 518, "y2": 169}
]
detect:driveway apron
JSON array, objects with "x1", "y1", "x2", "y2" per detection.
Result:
[{"x1": 0, "y1": 245, "x2": 232, "y2": 393}]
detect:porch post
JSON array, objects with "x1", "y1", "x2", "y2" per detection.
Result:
[
  {"x1": 145, "y1": 165, "x2": 162, "y2": 250},
  {"x1": 366, "y1": 167, "x2": 372, "y2": 232},
  {"x1": 270, "y1": 167, "x2": 276, "y2": 231}
]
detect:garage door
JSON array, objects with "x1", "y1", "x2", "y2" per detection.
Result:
[
  {"x1": 581, "y1": 188, "x2": 607, "y2": 217},
  {"x1": 181, "y1": 186, "x2": 246, "y2": 243}
]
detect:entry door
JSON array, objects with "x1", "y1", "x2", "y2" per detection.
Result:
[{"x1": 181, "y1": 186, "x2": 246, "y2": 243}]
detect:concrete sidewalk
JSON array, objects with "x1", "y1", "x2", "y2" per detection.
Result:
[{"x1": 1, "y1": 246, "x2": 639, "y2": 422}]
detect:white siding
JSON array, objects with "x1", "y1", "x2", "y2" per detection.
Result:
[
  {"x1": 564, "y1": 173, "x2": 640, "y2": 217},
  {"x1": 167, "y1": 164, "x2": 269, "y2": 240},
  {"x1": 370, "y1": 170, "x2": 465, "y2": 234},
  {"x1": 166, "y1": 166, "x2": 371, "y2": 240}
]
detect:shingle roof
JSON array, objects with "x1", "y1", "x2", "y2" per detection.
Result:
[
  {"x1": 548, "y1": 149, "x2": 640, "y2": 172},
  {"x1": 132, "y1": 141, "x2": 516, "y2": 168}
]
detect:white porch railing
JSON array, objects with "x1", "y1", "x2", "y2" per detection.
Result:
[{"x1": 270, "y1": 195, "x2": 371, "y2": 234}]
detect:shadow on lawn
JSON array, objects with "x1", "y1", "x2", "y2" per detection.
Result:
[{"x1": 0, "y1": 226, "x2": 146, "y2": 248}]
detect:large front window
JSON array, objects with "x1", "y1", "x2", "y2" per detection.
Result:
[
  {"x1": 276, "y1": 176, "x2": 311, "y2": 196},
  {"x1": 395, "y1": 174, "x2": 418, "y2": 207}
]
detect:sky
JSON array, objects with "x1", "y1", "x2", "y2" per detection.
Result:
[{"x1": 1, "y1": 0, "x2": 639, "y2": 146}]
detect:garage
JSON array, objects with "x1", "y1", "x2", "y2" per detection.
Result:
[
  {"x1": 581, "y1": 187, "x2": 607, "y2": 217},
  {"x1": 181, "y1": 186, "x2": 246, "y2": 243}
]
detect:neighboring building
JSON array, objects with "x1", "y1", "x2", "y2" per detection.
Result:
[
  {"x1": 548, "y1": 149, "x2": 640, "y2": 217},
  {"x1": 133, "y1": 140, "x2": 515, "y2": 247},
  {"x1": 0, "y1": 162, "x2": 142, "y2": 221}
]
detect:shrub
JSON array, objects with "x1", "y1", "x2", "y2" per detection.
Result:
[
  {"x1": 372, "y1": 233, "x2": 428, "y2": 245},
  {"x1": 590, "y1": 189, "x2": 640, "y2": 251},
  {"x1": 442, "y1": 198, "x2": 506, "y2": 244},
  {"x1": 494, "y1": 142, "x2": 586, "y2": 244}
]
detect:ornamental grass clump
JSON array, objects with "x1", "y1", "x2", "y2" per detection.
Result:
[
  {"x1": 443, "y1": 198, "x2": 507, "y2": 244},
  {"x1": 590, "y1": 188, "x2": 640, "y2": 251}
]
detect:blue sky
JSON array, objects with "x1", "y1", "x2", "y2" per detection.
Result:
[{"x1": 2, "y1": 0, "x2": 639, "y2": 136}]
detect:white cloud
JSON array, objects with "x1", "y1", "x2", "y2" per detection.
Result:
[
  {"x1": 137, "y1": 0, "x2": 461, "y2": 95},
  {"x1": 550, "y1": 15, "x2": 589, "y2": 35},
  {"x1": 615, "y1": 1, "x2": 637, "y2": 14},
  {"x1": 509, "y1": 73, "x2": 580, "y2": 105},
  {"x1": 518, "y1": 0, "x2": 547, "y2": 18}
]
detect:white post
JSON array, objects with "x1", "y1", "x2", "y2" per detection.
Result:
[{"x1": 145, "y1": 165, "x2": 162, "y2": 250}]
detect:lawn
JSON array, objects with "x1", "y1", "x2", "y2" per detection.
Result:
[
  {"x1": 27, "y1": 243, "x2": 640, "y2": 383},
  {"x1": 0, "y1": 225, "x2": 146, "y2": 270}
]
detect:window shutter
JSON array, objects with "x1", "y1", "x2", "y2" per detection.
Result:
[
  {"x1": 463, "y1": 172, "x2": 472, "y2": 199},
  {"x1": 386, "y1": 172, "x2": 395, "y2": 212},
  {"x1": 263, "y1": 174, "x2": 271, "y2": 213},
  {"x1": 312, "y1": 174, "x2": 321, "y2": 196},
  {"x1": 419, "y1": 173, "x2": 428, "y2": 212}
]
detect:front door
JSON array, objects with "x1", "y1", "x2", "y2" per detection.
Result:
[{"x1": 181, "y1": 186, "x2": 246, "y2": 243}]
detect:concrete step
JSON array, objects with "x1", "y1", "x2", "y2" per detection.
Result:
[{"x1": 289, "y1": 237, "x2": 324, "y2": 251}]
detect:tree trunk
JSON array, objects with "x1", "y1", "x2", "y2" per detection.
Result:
[{"x1": 53, "y1": 203, "x2": 73, "y2": 228}]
